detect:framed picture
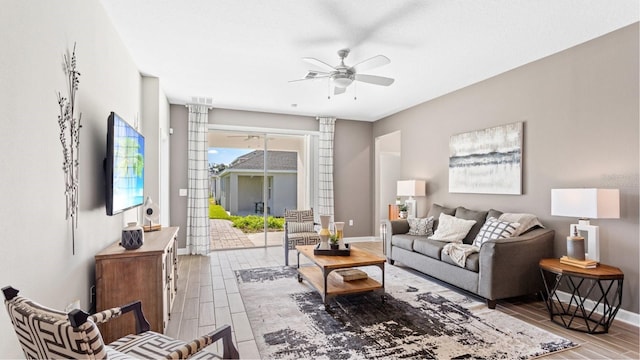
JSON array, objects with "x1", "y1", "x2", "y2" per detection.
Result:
[{"x1": 449, "y1": 122, "x2": 523, "y2": 195}]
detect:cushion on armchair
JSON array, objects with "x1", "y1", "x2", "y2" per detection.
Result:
[{"x1": 287, "y1": 222, "x2": 314, "y2": 233}]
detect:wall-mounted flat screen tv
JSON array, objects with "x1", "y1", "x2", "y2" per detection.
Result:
[{"x1": 105, "y1": 112, "x2": 145, "y2": 216}]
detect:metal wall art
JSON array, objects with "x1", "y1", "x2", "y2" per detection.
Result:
[{"x1": 57, "y1": 43, "x2": 82, "y2": 254}]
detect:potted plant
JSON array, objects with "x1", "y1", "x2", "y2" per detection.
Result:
[
  {"x1": 399, "y1": 204, "x2": 408, "y2": 219},
  {"x1": 329, "y1": 234, "x2": 340, "y2": 250}
]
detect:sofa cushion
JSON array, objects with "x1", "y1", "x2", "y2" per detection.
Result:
[
  {"x1": 455, "y1": 207, "x2": 489, "y2": 244},
  {"x1": 413, "y1": 238, "x2": 448, "y2": 260},
  {"x1": 429, "y1": 213, "x2": 476, "y2": 243},
  {"x1": 498, "y1": 213, "x2": 544, "y2": 236},
  {"x1": 487, "y1": 208, "x2": 503, "y2": 221},
  {"x1": 427, "y1": 203, "x2": 456, "y2": 230},
  {"x1": 473, "y1": 217, "x2": 520, "y2": 247},
  {"x1": 407, "y1": 216, "x2": 434, "y2": 236},
  {"x1": 442, "y1": 252, "x2": 480, "y2": 272},
  {"x1": 391, "y1": 234, "x2": 420, "y2": 251}
]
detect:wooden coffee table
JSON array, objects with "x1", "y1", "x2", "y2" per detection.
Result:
[{"x1": 296, "y1": 245, "x2": 386, "y2": 310}]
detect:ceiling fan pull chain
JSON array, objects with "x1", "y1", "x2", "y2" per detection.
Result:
[
  {"x1": 354, "y1": 81, "x2": 357, "y2": 101},
  {"x1": 327, "y1": 79, "x2": 331, "y2": 100}
]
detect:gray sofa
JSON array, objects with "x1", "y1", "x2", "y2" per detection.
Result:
[{"x1": 383, "y1": 204, "x2": 554, "y2": 309}]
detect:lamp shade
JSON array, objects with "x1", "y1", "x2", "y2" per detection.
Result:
[
  {"x1": 397, "y1": 180, "x2": 426, "y2": 197},
  {"x1": 551, "y1": 188, "x2": 620, "y2": 219}
]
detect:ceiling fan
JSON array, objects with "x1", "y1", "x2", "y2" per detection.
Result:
[{"x1": 290, "y1": 48, "x2": 394, "y2": 96}]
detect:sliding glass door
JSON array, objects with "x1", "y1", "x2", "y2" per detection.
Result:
[{"x1": 208, "y1": 128, "x2": 316, "y2": 249}]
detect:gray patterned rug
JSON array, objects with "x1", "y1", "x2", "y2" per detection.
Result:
[{"x1": 236, "y1": 265, "x2": 578, "y2": 359}]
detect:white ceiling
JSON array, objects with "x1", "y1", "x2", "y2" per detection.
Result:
[{"x1": 99, "y1": 0, "x2": 638, "y2": 122}]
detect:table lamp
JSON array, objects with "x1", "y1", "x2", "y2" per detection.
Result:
[
  {"x1": 397, "y1": 180, "x2": 426, "y2": 219},
  {"x1": 551, "y1": 188, "x2": 620, "y2": 262}
]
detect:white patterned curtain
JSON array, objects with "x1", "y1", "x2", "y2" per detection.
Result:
[
  {"x1": 186, "y1": 104, "x2": 210, "y2": 255},
  {"x1": 317, "y1": 117, "x2": 336, "y2": 221}
]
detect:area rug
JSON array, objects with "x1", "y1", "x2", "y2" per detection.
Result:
[{"x1": 236, "y1": 265, "x2": 578, "y2": 359}]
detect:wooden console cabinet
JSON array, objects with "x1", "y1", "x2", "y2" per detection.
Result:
[{"x1": 95, "y1": 226, "x2": 179, "y2": 343}]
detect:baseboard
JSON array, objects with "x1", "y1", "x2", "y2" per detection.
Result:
[
  {"x1": 555, "y1": 290, "x2": 639, "y2": 327},
  {"x1": 177, "y1": 248, "x2": 188, "y2": 256},
  {"x1": 344, "y1": 236, "x2": 381, "y2": 243}
]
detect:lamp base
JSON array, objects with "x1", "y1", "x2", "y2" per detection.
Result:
[{"x1": 571, "y1": 223, "x2": 599, "y2": 262}]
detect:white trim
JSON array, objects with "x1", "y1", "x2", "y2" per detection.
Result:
[
  {"x1": 208, "y1": 124, "x2": 319, "y2": 136},
  {"x1": 344, "y1": 236, "x2": 381, "y2": 243},
  {"x1": 178, "y1": 247, "x2": 189, "y2": 256},
  {"x1": 555, "y1": 290, "x2": 639, "y2": 327}
]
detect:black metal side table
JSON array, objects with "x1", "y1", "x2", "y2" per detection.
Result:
[{"x1": 539, "y1": 258, "x2": 624, "y2": 334}]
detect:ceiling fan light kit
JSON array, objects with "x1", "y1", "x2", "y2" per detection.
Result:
[{"x1": 291, "y1": 48, "x2": 394, "y2": 97}]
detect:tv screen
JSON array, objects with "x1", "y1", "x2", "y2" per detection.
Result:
[{"x1": 105, "y1": 112, "x2": 145, "y2": 216}]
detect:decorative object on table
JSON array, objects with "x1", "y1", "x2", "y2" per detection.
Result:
[
  {"x1": 396, "y1": 179, "x2": 426, "y2": 218},
  {"x1": 398, "y1": 204, "x2": 408, "y2": 219},
  {"x1": 142, "y1": 196, "x2": 161, "y2": 232},
  {"x1": 57, "y1": 43, "x2": 82, "y2": 255},
  {"x1": 318, "y1": 214, "x2": 331, "y2": 249},
  {"x1": 120, "y1": 222, "x2": 144, "y2": 250},
  {"x1": 236, "y1": 265, "x2": 577, "y2": 359},
  {"x1": 449, "y1": 122, "x2": 523, "y2": 195},
  {"x1": 334, "y1": 221, "x2": 345, "y2": 248},
  {"x1": 329, "y1": 234, "x2": 339, "y2": 249},
  {"x1": 566, "y1": 225, "x2": 585, "y2": 260},
  {"x1": 559, "y1": 256, "x2": 598, "y2": 269},
  {"x1": 551, "y1": 188, "x2": 620, "y2": 262},
  {"x1": 313, "y1": 242, "x2": 351, "y2": 256},
  {"x1": 334, "y1": 268, "x2": 368, "y2": 281}
]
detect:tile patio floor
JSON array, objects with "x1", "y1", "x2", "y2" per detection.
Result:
[{"x1": 210, "y1": 219, "x2": 284, "y2": 250}]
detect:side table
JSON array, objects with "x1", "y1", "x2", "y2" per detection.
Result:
[{"x1": 539, "y1": 258, "x2": 624, "y2": 334}]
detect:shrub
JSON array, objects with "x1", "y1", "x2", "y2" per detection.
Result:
[{"x1": 231, "y1": 215, "x2": 284, "y2": 233}]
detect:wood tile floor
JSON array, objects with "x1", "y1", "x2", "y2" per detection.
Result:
[{"x1": 166, "y1": 241, "x2": 639, "y2": 359}]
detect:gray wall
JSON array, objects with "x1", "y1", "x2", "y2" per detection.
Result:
[
  {"x1": 170, "y1": 107, "x2": 374, "y2": 248},
  {"x1": 373, "y1": 23, "x2": 639, "y2": 313},
  {"x1": 0, "y1": 0, "x2": 144, "y2": 357}
]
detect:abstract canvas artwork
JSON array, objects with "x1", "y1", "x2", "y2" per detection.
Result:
[{"x1": 449, "y1": 122, "x2": 523, "y2": 194}]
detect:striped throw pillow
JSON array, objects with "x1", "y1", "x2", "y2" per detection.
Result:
[
  {"x1": 287, "y1": 222, "x2": 315, "y2": 233},
  {"x1": 473, "y1": 217, "x2": 520, "y2": 247}
]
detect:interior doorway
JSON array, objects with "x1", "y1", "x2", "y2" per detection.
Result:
[
  {"x1": 375, "y1": 131, "x2": 401, "y2": 236},
  {"x1": 208, "y1": 128, "x2": 317, "y2": 250}
]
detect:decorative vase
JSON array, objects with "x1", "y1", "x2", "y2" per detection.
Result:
[
  {"x1": 121, "y1": 222, "x2": 144, "y2": 250},
  {"x1": 399, "y1": 211, "x2": 408, "y2": 219},
  {"x1": 334, "y1": 221, "x2": 345, "y2": 249},
  {"x1": 319, "y1": 215, "x2": 331, "y2": 249}
]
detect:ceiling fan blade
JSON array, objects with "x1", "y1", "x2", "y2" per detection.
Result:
[
  {"x1": 334, "y1": 87, "x2": 346, "y2": 95},
  {"x1": 302, "y1": 57, "x2": 336, "y2": 72},
  {"x1": 352, "y1": 55, "x2": 390, "y2": 72},
  {"x1": 354, "y1": 74, "x2": 395, "y2": 86},
  {"x1": 288, "y1": 74, "x2": 330, "y2": 83}
]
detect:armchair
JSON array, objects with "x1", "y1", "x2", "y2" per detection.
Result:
[
  {"x1": 3, "y1": 286, "x2": 239, "y2": 359},
  {"x1": 283, "y1": 208, "x2": 320, "y2": 266}
]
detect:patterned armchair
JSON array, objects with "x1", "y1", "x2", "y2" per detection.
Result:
[
  {"x1": 3, "y1": 286, "x2": 239, "y2": 359},
  {"x1": 283, "y1": 209, "x2": 320, "y2": 265}
]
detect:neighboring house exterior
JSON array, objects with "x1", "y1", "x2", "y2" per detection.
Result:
[{"x1": 218, "y1": 150, "x2": 297, "y2": 217}]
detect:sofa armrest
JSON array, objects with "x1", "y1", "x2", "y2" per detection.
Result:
[
  {"x1": 477, "y1": 228, "x2": 555, "y2": 301},
  {"x1": 383, "y1": 219, "x2": 410, "y2": 260}
]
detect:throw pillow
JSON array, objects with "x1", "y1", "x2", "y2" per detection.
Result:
[
  {"x1": 407, "y1": 216, "x2": 434, "y2": 236},
  {"x1": 498, "y1": 213, "x2": 544, "y2": 236},
  {"x1": 473, "y1": 217, "x2": 520, "y2": 247},
  {"x1": 287, "y1": 222, "x2": 314, "y2": 233},
  {"x1": 428, "y1": 213, "x2": 477, "y2": 243}
]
